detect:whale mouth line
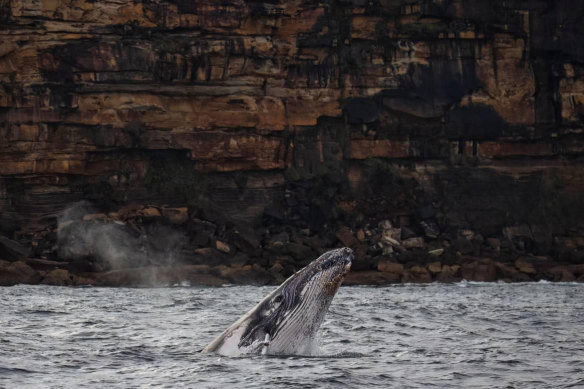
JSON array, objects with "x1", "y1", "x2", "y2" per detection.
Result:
[
  {"x1": 344, "y1": 260, "x2": 352, "y2": 272},
  {"x1": 324, "y1": 267, "x2": 351, "y2": 296}
]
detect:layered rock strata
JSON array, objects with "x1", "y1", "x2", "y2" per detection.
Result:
[{"x1": 1, "y1": 0, "x2": 584, "y2": 286}]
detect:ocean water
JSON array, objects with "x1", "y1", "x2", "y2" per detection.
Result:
[{"x1": 1, "y1": 282, "x2": 583, "y2": 388}]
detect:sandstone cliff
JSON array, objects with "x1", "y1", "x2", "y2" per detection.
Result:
[{"x1": 1, "y1": 0, "x2": 584, "y2": 285}]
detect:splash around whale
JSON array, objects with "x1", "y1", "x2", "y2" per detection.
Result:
[{"x1": 202, "y1": 247, "x2": 354, "y2": 357}]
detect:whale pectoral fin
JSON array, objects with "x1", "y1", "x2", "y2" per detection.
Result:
[{"x1": 261, "y1": 333, "x2": 271, "y2": 355}]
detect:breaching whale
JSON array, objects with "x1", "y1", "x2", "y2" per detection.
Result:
[{"x1": 202, "y1": 247, "x2": 353, "y2": 356}]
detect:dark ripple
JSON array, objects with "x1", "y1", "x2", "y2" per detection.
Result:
[
  {"x1": 0, "y1": 367, "x2": 38, "y2": 375},
  {"x1": 1, "y1": 283, "x2": 584, "y2": 388},
  {"x1": 20, "y1": 309, "x2": 70, "y2": 316}
]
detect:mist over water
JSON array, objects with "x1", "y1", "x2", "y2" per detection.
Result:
[
  {"x1": 1, "y1": 282, "x2": 583, "y2": 388},
  {"x1": 57, "y1": 201, "x2": 186, "y2": 273}
]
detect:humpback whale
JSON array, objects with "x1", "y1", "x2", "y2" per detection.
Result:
[{"x1": 202, "y1": 247, "x2": 353, "y2": 356}]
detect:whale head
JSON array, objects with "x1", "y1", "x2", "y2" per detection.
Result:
[{"x1": 202, "y1": 247, "x2": 353, "y2": 356}]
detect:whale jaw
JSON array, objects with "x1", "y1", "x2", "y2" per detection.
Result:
[{"x1": 202, "y1": 247, "x2": 353, "y2": 356}]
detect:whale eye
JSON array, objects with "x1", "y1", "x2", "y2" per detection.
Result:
[{"x1": 274, "y1": 295, "x2": 283, "y2": 303}]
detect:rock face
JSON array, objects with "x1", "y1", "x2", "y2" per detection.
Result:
[
  {"x1": 0, "y1": 260, "x2": 41, "y2": 286},
  {"x1": 1, "y1": 0, "x2": 584, "y2": 285}
]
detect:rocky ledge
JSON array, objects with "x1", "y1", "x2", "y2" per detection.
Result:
[
  {"x1": 2, "y1": 258, "x2": 584, "y2": 287},
  {"x1": 1, "y1": 202, "x2": 583, "y2": 287}
]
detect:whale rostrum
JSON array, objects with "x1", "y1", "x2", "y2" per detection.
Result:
[{"x1": 202, "y1": 247, "x2": 354, "y2": 356}]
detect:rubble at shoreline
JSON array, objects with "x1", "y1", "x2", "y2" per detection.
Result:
[{"x1": 2, "y1": 203, "x2": 583, "y2": 287}]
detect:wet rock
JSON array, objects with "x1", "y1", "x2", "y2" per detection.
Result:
[
  {"x1": 351, "y1": 254, "x2": 376, "y2": 271},
  {"x1": 356, "y1": 229, "x2": 366, "y2": 242},
  {"x1": 515, "y1": 258, "x2": 536, "y2": 275},
  {"x1": 427, "y1": 262, "x2": 442, "y2": 274},
  {"x1": 503, "y1": 225, "x2": 534, "y2": 252},
  {"x1": 487, "y1": 238, "x2": 501, "y2": 253},
  {"x1": 418, "y1": 204, "x2": 435, "y2": 220},
  {"x1": 182, "y1": 264, "x2": 211, "y2": 273},
  {"x1": 67, "y1": 255, "x2": 105, "y2": 273},
  {"x1": 402, "y1": 237, "x2": 425, "y2": 249},
  {"x1": 230, "y1": 223, "x2": 260, "y2": 250},
  {"x1": 436, "y1": 265, "x2": 461, "y2": 283},
  {"x1": 379, "y1": 221, "x2": 401, "y2": 247},
  {"x1": 83, "y1": 213, "x2": 108, "y2": 221},
  {"x1": 401, "y1": 227, "x2": 418, "y2": 240},
  {"x1": 25, "y1": 258, "x2": 68, "y2": 270},
  {"x1": 461, "y1": 259, "x2": 497, "y2": 282},
  {"x1": 192, "y1": 247, "x2": 226, "y2": 266},
  {"x1": 33, "y1": 230, "x2": 58, "y2": 259},
  {"x1": 0, "y1": 260, "x2": 41, "y2": 286},
  {"x1": 93, "y1": 266, "x2": 168, "y2": 286},
  {"x1": 379, "y1": 220, "x2": 392, "y2": 230},
  {"x1": 336, "y1": 227, "x2": 357, "y2": 248},
  {"x1": 352, "y1": 242, "x2": 367, "y2": 259},
  {"x1": 268, "y1": 262, "x2": 284, "y2": 273},
  {"x1": 136, "y1": 265, "x2": 226, "y2": 287},
  {"x1": 188, "y1": 219, "x2": 215, "y2": 247},
  {"x1": 377, "y1": 260, "x2": 404, "y2": 273},
  {"x1": 117, "y1": 205, "x2": 142, "y2": 221},
  {"x1": 270, "y1": 254, "x2": 295, "y2": 267},
  {"x1": 215, "y1": 240, "x2": 231, "y2": 254},
  {"x1": 559, "y1": 269, "x2": 576, "y2": 282},
  {"x1": 546, "y1": 266, "x2": 578, "y2": 282},
  {"x1": 162, "y1": 207, "x2": 189, "y2": 225},
  {"x1": 200, "y1": 202, "x2": 231, "y2": 227},
  {"x1": 344, "y1": 271, "x2": 400, "y2": 286},
  {"x1": 73, "y1": 275, "x2": 97, "y2": 286},
  {"x1": 570, "y1": 265, "x2": 584, "y2": 278},
  {"x1": 96, "y1": 268, "x2": 149, "y2": 287},
  {"x1": 41, "y1": 269, "x2": 75, "y2": 286},
  {"x1": 289, "y1": 231, "x2": 307, "y2": 246},
  {"x1": 226, "y1": 253, "x2": 250, "y2": 267},
  {"x1": 171, "y1": 265, "x2": 227, "y2": 286},
  {"x1": 455, "y1": 238, "x2": 474, "y2": 255},
  {"x1": 263, "y1": 205, "x2": 285, "y2": 223},
  {"x1": 428, "y1": 248, "x2": 445, "y2": 256},
  {"x1": 421, "y1": 221, "x2": 440, "y2": 238},
  {"x1": 495, "y1": 262, "x2": 532, "y2": 282},
  {"x1": 267, "y1": 231, "x2": 289, "y2": 248},
  {"x1": 140, "y1": 207, "x2": 162, "y2": 218},
  {"x1": 503, "y1": 225, "x2": 532, "y2": 241},
  {"x1": 381, "y1": 246, "x2": 394, "y2": 255},
  {"x1": 555, "y1": 236, "x2": 584, "y2": 250},
  {"x1": 0, "y1": 235, "x2": 30, "y2": 261},
  {"x1": 217, "y1": 264, "x2": 272, "y2": 285},
  {"x1": 305, "y1": 235, "x2": 330, "y2": 251},
  {"x1": 281, "y1": 263, "x2": 297, "y2": 278},
  {"x1": 183, "y1": 273, "x2": 228, "y2": 287},
  {"x1": 284, "y1": 242, "x2": 313, "y2": 261},
  {"x1": 405, "y1": 266, "x2": 432, "y2": 283},
  {"x1": 268, "y1": 263, "x2": 285, "y2": 284},
  {"x1": 381, "y1": 234, "x2": 401, "y2": 248},
  {"x1": 460, "y1": 261, "x2": 477, "y2": 281},
  {"x1": 472, "y1": 234, "x2": 484, "y2": 252},
  {"x1": 95, "y1": 270, "x2": 126, "y2": 286},
  {"x1": 460, "y1": 229, "x2": 474, "y2": 239}
]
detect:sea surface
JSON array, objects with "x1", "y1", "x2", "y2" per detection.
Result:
[{"x1": 1, "y1": 282, "x2": 583, "y2": 388}]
